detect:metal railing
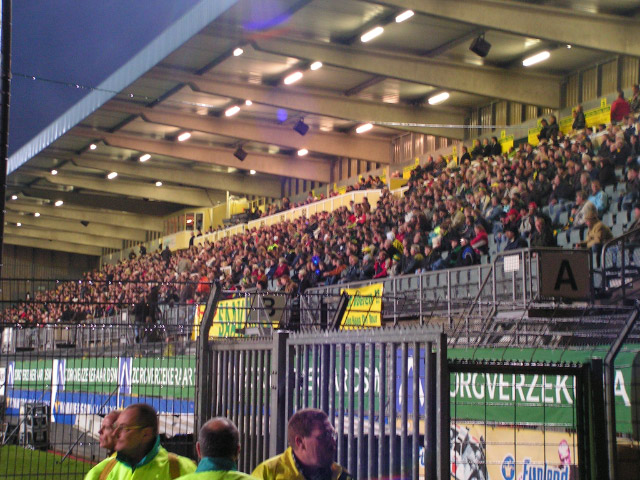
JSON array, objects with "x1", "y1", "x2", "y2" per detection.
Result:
[{"x1": 600, "y1": 226, "x2": 640, "y2": 299}]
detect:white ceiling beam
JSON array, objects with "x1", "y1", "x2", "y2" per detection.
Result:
[
  {"x1": 5, "y1": 212, "x2": 147, "y2": 242},
  {"x1": 67, "y1": 155, "x2": 282, "y2": 199},
  {"x1": 5, "y1": 225, "x2": 123, "y2": 250},
  {"x1": 21, "y1": 168, "x2": 226, "y2": 207},
  {"x1": 6, "y1": 201, "x2": 164, "y2": 231},
  {"x1": 4, "y1": 235, "x2": 103, "y2": 256},
  {"x1": 102, "y1": 100, "x2": 393, "y2": 164},
  {"x1": 375, "y1": 0, "x2": 640, "y2": 57},
  {"x1": 71, "y1": 127, "x2": 332, "y2": 183},
  {"x1": 251, "y1": 37, "x2": 561, "y2": 108},
  {"x1": 148, "y1": 67, "x2": 467, "y2": 139}
]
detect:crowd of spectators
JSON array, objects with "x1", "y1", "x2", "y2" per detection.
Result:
[{"x1": 5, "y1": 92, "x2": 640, "y2": 325}]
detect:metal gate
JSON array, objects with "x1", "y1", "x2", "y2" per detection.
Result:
[{"x1": 198, "y1": 294, "x2": 449, "y2": 479}]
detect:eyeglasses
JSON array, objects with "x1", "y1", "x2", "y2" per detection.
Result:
[
  {"x1": 313, "y1": 429, "x2": 338, "y2": 442},
  {"x1": 113, "y1": 423, "x2": 148, "y2": 433}
]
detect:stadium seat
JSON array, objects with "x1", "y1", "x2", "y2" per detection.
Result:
[{"x1": 569, "y1": 229, "x2": 582, "y2": 245}]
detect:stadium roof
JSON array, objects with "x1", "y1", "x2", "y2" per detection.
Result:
[{"x1": 6, "y1": 0, "x2": 640, "y2": 255}]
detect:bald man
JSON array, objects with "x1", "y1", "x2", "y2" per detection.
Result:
[
  {"x1": 98, "y1": 410, "x2": 121, "y2": 456},
  {"x1": 177, "y1": 417, "x2": 256, "y2": 479}
]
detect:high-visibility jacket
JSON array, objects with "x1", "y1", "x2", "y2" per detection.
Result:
[
  {"x1": 176, "y1": 456, "x2": 257, "y2": 480},
  {"x1": 85, "y1": 438, "x2": 196, "y2": 480},
  {"x1": 251, "y1": 447, "x2": 352, "y2": 480}
]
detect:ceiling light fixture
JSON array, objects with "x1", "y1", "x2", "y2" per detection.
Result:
[
  {"x1": 155, "y1": 181, "x2": 163, "y2": 187},
  {"x1": 34, "y1": 212, "x2": 40, "y2": 217},
  {"x1": 139, "y1": 153, "x2": 151, "y2": 162},
  {"x1": 225, "y1": 105, "x2": 241, "y2": 117},
  {"x1": 310, "y1": 61, "x2": 323, "y2": 71},
  {"x1": 89, "y1": 143, "x2": 97, "y2": 150},
  {"x1": 356, "y1": 123, "x2": 373, "y2": 134},
  {"x1": 293, "y1": 119, "x2": 309, "y2": 136},
  {"x1": 523, "y1": 50, "x2": 550, "y2": 67},
  {"x1": 233, "y1": 47, "x2": 244, "y2": 56},
  {"x1": 10, "y1": 194, "x2": 17, "y2": 200},
  {"x1": 361, "y1": 26, "x2": 384, "y2": 43},
  {"x1": 566, "y1": 44, "x2": 572, "y2": 49},
  {"x1": 395, "y1": 10, "x2": 414, "y2": 23},
  {"x1": 51, "y1": 169, "x2": 58, "y2": 175},
  {"x1": 245, "y1": 99, "x2": 253, "y2": 106},
  {"x1": 55, "y1": 200, "x2": 63, "y2": 207},
  {"x1": 284, "y1": 71, "x2": 303, "y2": 85},
  {"x1": 297, "y1": 148, "x2": 309, "y2": 156},
  {"x1": 428, "y1": 92, "x2": 450, "y2": 105},
  {"x1": 177, "y1": 132, "x2": 192, "y2": 142},
  {"x1": 469, "y1": 33, "x2": 491, "y2": 57},
  {"x1": 249, "y1": 169, "x2": 256, "y2": 175},
  {"x1": 16, "y1": 222, "x2": 21, "y2": 227},
  {"x1": 107, "y1": 171, "x2": 118, "y2": 180}
]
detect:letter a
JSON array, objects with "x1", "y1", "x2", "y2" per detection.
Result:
[{"x1": 554, "y1": 260, "x2": 577, "y2": 290}]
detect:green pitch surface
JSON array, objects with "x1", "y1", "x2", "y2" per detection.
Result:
[{"x1": 0, "y1": 445, "x2": 93, "y2": 479}]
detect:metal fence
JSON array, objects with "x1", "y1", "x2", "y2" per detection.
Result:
[
  {"x1": 0, "y1": 322, "x2": 196, "y2": 479},
  {"x1": 197, "y1": 318, "x2": 450, "y2": 479}
]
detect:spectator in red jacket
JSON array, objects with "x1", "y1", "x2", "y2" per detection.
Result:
[{"x1": 611, "y1": 89, "x2": 631, "y2": 123}]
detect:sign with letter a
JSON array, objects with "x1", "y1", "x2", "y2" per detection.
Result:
[{"x1": 539, "y1": 250, "x2": 590, "y2": 300}]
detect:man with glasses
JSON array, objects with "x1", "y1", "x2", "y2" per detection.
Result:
[
  {"x1": 252, "y1": 408, "x2": 352, "y2": 480},
  {"x1": 85, "y1": 403, "x2": 196, "y2": 480},
  {"x1": 98, "y1": 410, "x2": 121, "y2": 456},
  {"x1": 175, "y1": 417, "x2": 256, "y2": 479}
]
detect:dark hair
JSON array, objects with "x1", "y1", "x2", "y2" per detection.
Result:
[
  {"x1": 199, "y1": 418, "x2": 240, "y2": 458},
  {"x1": 287, "y1": 408, "x2": 328, "y2": 447},
  {"x1": 128, "y1": 403, "x2": 158, "y2": 436}
]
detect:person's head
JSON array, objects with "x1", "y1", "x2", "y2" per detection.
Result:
[
  {"x1": 196, "y1": 417, "x2": 240, "y2": 461},
  {"x1": 113, "y1": 403, "x2": 158, "y2": 461},
  {"x1": 99, "y1": 410, "x2": 121, "y2": 452},
  {"x1": 634, "y1": 203, "x2": 640, "y2": 221},
  {"x1": 287, "y1": 409, "x2": 336, "y2": 470},
  {"x1": 618, "y1": 89, "x2": 625, "y2": 99},
  {"x1": 505, "y1": 227, "x2": 517, "y2": 240},
  {"x1": 585, "y1": 211, "x2": 599, "y2": 227},
  {"x1": 534, "y1": 216, "x2": 545, "y2": 233},
  {"x1": 633, "y1": 84, "x2": 639, "y2": 95}
]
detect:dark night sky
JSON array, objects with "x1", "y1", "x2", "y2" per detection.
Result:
[{"x1": 9, "y1": 0, "x2": 201, "y2": 155}]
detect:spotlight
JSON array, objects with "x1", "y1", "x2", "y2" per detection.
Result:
[
  {"x1": 310, "y1": 61, "x2": 323, "y2": 71},
  {"x1": 177, "y1": 132, "x2": 191, "y2": 142},
  {"x1": 361, "y1": 26, "x2": 384, "y2": 43},
  {"x1": 428, "y1": 92, "x2": 450, "y2": 105},
  {"x1": 51, "y1": 169, "x2": 58, "y2": 175},
  {"x1": 155, "y1": 181, "x2": 163, "y2": 187},
  {"x1": 469, "y1": 34, "x2": 491, "y2": 58},
  {"x1": 107, "y1": 171, "x2": 118, "y2": 180},
  {"x1": 16, "y1": 222, "x2": 21, "y2": 227},
  {"x1": 297, "y1": 148, "x2": 309, "y2": 156},
  {"x1": 225, "y1": 105, "x2": 241, "y2": 117},
  {"x1": 34, "y1": 212, "x2": 40, "y2": 217},
  {"x1": 293, "y1": 119, "x2": 309, "y2": 136},
  {"x1": 245, "y1": 99, "x2": 253, "y2": 106},
  {"x1": 249, "y1": 169, "x2": 256, "y2": 175},
  {"x1": 523, "y1": 50, "x2": 550, "y2": 67},
  {"x1": 233, "y1": 47, "x2": 244, "y2": 57},
  {"x1": 356, "y1": 123, "x2": 373, "y2": 134},
  {"x1": 139, "y1": 154, "x2": 151, "y2": 162},
  {"x1": 89, "y1": 143, "x2": 97, "y2": 150},
  {"x1": 284, "y1": 71, "x2": 303, "y2": 85},
  {"x1": 234, "y1": 147, "x2": 248, "y2": 162},
  {"x1": 54, "y1": 200, "x2": 63, "y2": 207},
  {"x1": 10, "y1": 194, "x2": 17, "y2": 200}
]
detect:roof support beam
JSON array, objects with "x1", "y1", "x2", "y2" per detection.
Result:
[
  {"x1": 374, "y1": 0, "x2": 640, "y2": 57},
  {"x1": 67, "y1": 155, "x2": 282, "y2": 198},
  {"x1": 22, "y1": 168, "x2": 226, "y2": 207},
  {"x1": 5, "y1": 225, "x2": 123, "y2": 250},
  {"x1": 102, "y1": 100, "x2": 392, "y2": 164},
  {"x1": 6, "y1": 201, "x2": 163, "y2": 231},
  {"x1": 71, "y1": 127, "x2": 332, "y2": 182},
  {"x1": 5, "y1": 212, "x2": 147, "y2": 242},
  {"x1": 4, "y1": 235, "x2": 103, "y2": 256},
  {"x1": 148, "y1": 67, "x2": 467, "y2": 139},
  {"x1": 251, "y1": 37, "x2": 561, "y2": 108}
]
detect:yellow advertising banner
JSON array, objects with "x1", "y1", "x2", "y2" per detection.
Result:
[
  {"x1": 585, "y1": 104, "x2": 611, "y2": 128},
  {"x1": 559, "y1": 115, "x2": 573, "y2": 135},
  {"x1": 499, "y1": 134, "x2": 514, "y2": 154},
  {"x1": 340, "y1": 283, "x2": 383, "y2": 329},
  {"x1": 419, "y1": 424, "x2": 578, "y2": 480},
  {"x1": 403, "y1": 165, "x2": 416, "y2": 179},
  {"x1": 191, "y1": 297, "x2": 248, "y2": 339},
  {"x1": 528, "y1": 126, "x2": 542, "y2": 146}
]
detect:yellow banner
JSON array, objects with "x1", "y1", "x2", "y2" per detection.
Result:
[
  {"x1": 191, "y1": 297, "x2": 248, "y2": 339},
  {"x1": 340, "y1": 283, "x2": 383, "y2": 329},
  {"x1": 528, "y1": 126, "x2": 541, "y2": 146},
  {"x1": 499, "y1": 134, "x2": 514, "y2": 154},
  {"x1": 403, "y1": 165, "x2": 416, "y2": 179},
  {"x1": 585, "y1": 104, "x2": 611, "y2": 128},
  {"x1": 419, "y1": 424, "x2": 577, "y2": 480},
  {"x1": 559, "y1": 115, "x2": 573, "y2": 135},
  {"x1": 338, "y1": 186, "x2": 347, "y2": 195}
]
